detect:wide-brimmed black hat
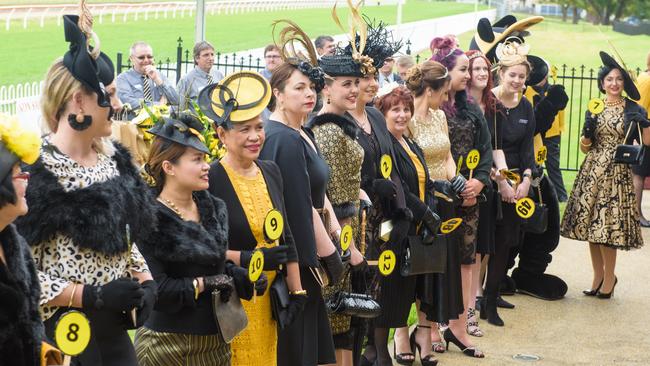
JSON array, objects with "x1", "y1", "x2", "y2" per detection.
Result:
[
  {"x1": 147, "y1": 112, "x2": 210, "y2": 154},
  {"x1": 526, "y1": 55, "x2": 549, "y2": 86},
  {"x1": 198, "y1": 71, "x2": 271, "y2": 128},
  {"x1": 62, "y1": 15, "x2": 114, "y2": 107},
  {"x1": 319, "y1": 55, "x2": 363, "y2": 77},
  {"x1": 599, "y1": 51, "x2": 640, "y2": 101}
]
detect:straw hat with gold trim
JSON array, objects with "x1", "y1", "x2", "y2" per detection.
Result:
[{"x1": 198, "y1": 71, "x2": 271, "y2": 128}]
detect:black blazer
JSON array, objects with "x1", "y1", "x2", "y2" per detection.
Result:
[
  {"x1": 137, "y1": 190, "x2": 229, "y2": 335},
  {"x1": 391, "y1": 135, "x2": 434, "y2": 224},
  {"x1": 208, "y1": 160, "x2": 298, "y2": 262}
]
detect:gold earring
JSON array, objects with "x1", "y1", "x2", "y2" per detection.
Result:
[{"x1": 76, "y1": 109, "x2": 85, "y2": 123}]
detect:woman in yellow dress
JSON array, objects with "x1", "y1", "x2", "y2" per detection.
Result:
[{"x1": 203, "y1": 71, "x2": 306, "y2": 365}]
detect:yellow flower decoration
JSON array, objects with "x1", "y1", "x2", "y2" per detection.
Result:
[{"x1": 0, "y1": 113, "x2": 42, "y2": 164}]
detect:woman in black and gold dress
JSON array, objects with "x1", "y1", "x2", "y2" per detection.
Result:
[
  {"x1": 203, "y1": 71, "x2": 305, "y2": 366},
  {"x1": 561, "y1": 52, "x2": 650, "y2": 299}
]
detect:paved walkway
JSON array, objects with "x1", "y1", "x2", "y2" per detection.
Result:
[{"x1": 404, "y1": 196, "x2": 650, "y2": 365}]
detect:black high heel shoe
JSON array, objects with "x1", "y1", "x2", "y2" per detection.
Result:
[
  {"x1": 443, "y1": 328, "x2": 485, "y2": 358},
  {"x1": 409, "y1": 325, "x2": 438, "y2": 366},
  {"x1": 480, "y1": 297, "x2": 504, "y2": 326},
  {"x1": 392, "y1": 331, "x2": 414, "y2": 366},
  {"x1": 583, "y1": 279, "x2": 603, "y2": 296},
  {"x1": 597, "y1": 277, "x2": 618, "y2": 299}
]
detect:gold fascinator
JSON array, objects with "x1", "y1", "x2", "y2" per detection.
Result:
[
  {"x1": 495, "y1": 37, "x2": 530, "y2": 67},
  {"x1": 376, "y1": 81, "x2": 401, "y2": 99},
  {"x1": 331, "y1": 0, "x2": 376, "y2": 76}
]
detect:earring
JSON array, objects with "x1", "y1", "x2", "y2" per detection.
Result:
[
  {"x1": 327, "y1": 97, "x2": 331, "y2": 104},
  {"x1": 68, "y1": 109, "x2": 92, "y2": 131}
]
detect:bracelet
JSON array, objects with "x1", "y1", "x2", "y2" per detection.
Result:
[
  {"x1": 289, "y1": 289, "x2": 307, "y2": 296},
  {"x1": 68, "y1": 283, "x2": 77, "y2": 308},
  {"x1": 580, "y1": 137, "x2": 593, "y2": 147},
  {"x1": 193, "y1": 278, "x2": 200, "y2": 300}
]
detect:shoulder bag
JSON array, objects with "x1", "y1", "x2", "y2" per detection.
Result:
[{"x1": 614, "y1": 121, "x2": 644, "y2": 165}]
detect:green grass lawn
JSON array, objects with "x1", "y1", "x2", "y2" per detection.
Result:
[{"x1": 0, "y1": 0, "x2": 488, "y2": 85}]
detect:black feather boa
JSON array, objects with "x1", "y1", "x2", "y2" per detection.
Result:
[
  {"x1": 0, "y1": 225, "x2": 43, "y2": 366},
  {"x1": 16, "y1": 142, "x2": 157, "y2": 255},
  {"x1": 138, "y1": 190, "x2": 228, "y2": 264}
]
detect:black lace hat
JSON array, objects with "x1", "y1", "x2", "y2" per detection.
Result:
[
  {"x1": 318, "y1": 55, "x2": 364, "y2": 77},
  {"x1": 62, "y1": 15, "x2": 114, "y2": 107},
  {"x1": 345, "y1": 17, "x2": 403, "y2": 71},
  {"x1": 148, "y1": 112, "x2": 210, "y2": 154}
]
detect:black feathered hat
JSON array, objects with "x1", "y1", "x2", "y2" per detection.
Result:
[
  {"x1": 147, "y1": 112, "x2": 210, "y2": 154},
  {"x1": 599, "y1": 51, "x2": 640, "y2": 101},
  {"x1": 62, "y1": 15, "x2": 114, "y2": 107},
  {"x1": 345, "y1": 17, "x2": 403, "y2": 71}
]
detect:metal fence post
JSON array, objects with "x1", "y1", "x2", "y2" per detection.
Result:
[
  {"x1": 176, "y1": 37, "x2": 184, "y2": 84},
  {"x1": 116, "y1": 52, "x2": 123, "y2": 75}
]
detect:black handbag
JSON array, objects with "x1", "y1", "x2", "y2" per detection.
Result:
[
  {"x1": 400, "y1": 233, "x2": 447, "y2": 276},
  {"x1": 521, "y1": 186, "x2": 549, "y2": 234},
  {"x1": 269, "y1": 271, "x2": 291, "y2": 330},
  {"x1": 326, "y1": 291, "x2": 381, "y2": 318},
  {"x1": 212, "y1": 277, "x2": 248, "y2": 343},
  {"x1": 614, "y1": 121, "x2": 644, "y2": 164}
]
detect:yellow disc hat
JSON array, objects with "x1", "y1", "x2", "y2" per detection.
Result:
[{"x1": 198, "y1": 71, "x2": 271, "y2": 127}]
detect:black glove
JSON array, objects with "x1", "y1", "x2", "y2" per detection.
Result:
[
  {"x1": 350, "y1": 258, "x2": 368, "y2": 273},
  {"x1": 225, "y1": 262, "x2": 257, "y2": 301},
  {"x1": 626, "y1": 111, "x2": 650, "y2": 128},
  {"x1": 450, "y1": 175, "x2": 467, "y2": 194},
  {"x1": 420, "y1": 226, "x2": 436, "y2": 245},
  {"x1": 254, "y1": 272, "x2": 269, "y2": 297},
  {"x1": 203, "y1": 274, "x2": 233, "y2": 302},
  {"x1": 320, "y1": 250, "x2": 345, "y2": 285},
  {"x1": 421, "y1": 208, "x2": 441, "y2": 234},
  {"x1": 82, "y1": 277, "x2": 145, "y2": 312},
  {"x1": 372, "y1": 179, "x2": 396, "y2": 199},
  {"x1": 432, "y1": 179, "x2": 460, "y2": 205},
  {"x1": 135, "y1": 280, "x2": 157, "y2": 327},
  {"x1": 582, "y1": 113, "x2": 597, "y2": 140},
  {"x1": 546, "y1": 85, "x2": 569, "y2": 110},
  {"x1": 241, "y1": 246, "x2": 289, "y2": 271},
  {"x1": 388, "y1": 213, "x2": 411, "y2": 245},
  {"x1": 359, "y1": 199, "x2": 373, "y2": 214},
  {"x1": 280, "y1": 294, "x2": 308, "y2": 327}
]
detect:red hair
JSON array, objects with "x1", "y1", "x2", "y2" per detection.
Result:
[
  {"x1": 374, "y1": 86, "x2": 414, "y2": 116},
  {"x1": 465, "y1": 50, "x2": 497, "y2": 119}
]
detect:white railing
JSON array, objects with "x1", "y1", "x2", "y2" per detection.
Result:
[{"x1": 0, "y1": 0, "x2": 395, "y2": 30}]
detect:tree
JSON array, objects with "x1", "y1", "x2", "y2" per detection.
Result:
[
  {"x1": 551, "y1": 0, "x2": 583, "y2": 24},
  {"x1": 583, "y1": 0, "x2": 629, "y2": 25}
]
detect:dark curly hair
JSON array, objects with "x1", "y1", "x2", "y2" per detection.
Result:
[{"x1": 0, "y1": 172, "x2": 17, "y2": 208}]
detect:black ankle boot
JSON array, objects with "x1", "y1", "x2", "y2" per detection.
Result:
[{"x1": 481, "y1": 296, "x2": 504, "y2": 326}]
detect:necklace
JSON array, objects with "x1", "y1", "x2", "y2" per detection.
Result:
[
  {"x1": 605, "y1": 98, "x2": 624, "y2": 107},
  {"x1": 158, "y1": 197, "x2": 185, "y2": 220}
]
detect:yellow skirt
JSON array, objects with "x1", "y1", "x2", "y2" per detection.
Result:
[{"x1": 230, "y1": 270, "x2": 277, "y2": 366}]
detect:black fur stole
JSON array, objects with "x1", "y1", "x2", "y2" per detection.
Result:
[
  {"x1": 307, "y1": 113, "x2": 360, "y2": 140},
  {"x1": 138, "y1": 190, "x2": 228, "y2": 265},
  {"x1": 16, "y1": 143, "x2": 157, "y2": 255},
  {"x1": 0, "y1": 225, "x2": 43, "y2": 366}
]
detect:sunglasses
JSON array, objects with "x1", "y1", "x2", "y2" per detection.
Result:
[
  {"x1": 12, "y1": 172, "x2": 30, "y2": 182},
  {"x1": 136, "y1": 55, "x2": 154, "y2": 60}
]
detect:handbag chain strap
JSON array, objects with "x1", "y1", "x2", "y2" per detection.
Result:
[{"x1": 622, "y1": 119, "x2": 642, "y2": 145}]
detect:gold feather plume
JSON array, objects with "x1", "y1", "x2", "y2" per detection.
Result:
[
  {"x1": 331, "y1": 0, "x2": 367, "y2": 56},
  {"x1": 272, "y1": 19, "x2": 319, "y2": 65}
]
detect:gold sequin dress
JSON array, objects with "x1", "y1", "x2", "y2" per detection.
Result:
[
  {"x1": 409, "y1": 109, "x2": 451, "y2": 180},
  {"x1": 561, "y1": 104, "x2": 643, "y2": 250},
  {"x1": 222, "y1": 162, "x2": 279, "y2": 366}
]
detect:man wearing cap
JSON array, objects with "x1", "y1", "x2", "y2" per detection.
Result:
[
  {"x1": 176, "y1": 41, "x2": 225, "y2": 110},
  {"x1": 116, "y1": 41, "x2": 179, "y2": 109},
  {"x1": 377, "y1": 56, "x2": 402, "y2": 87}
]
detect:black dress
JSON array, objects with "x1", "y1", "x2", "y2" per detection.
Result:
[
  {"x1": 445, "y1": 92, "x2": 493, "y2": 265},
  {"x1": 259, "y1": 119, "x2": 336, "y2": 366},
  {"x1": 0, "y1": 224, "x2": 43, "y2": 366}
]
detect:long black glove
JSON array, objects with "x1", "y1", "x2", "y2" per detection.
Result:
[
  {"x1": 625, "y1": 111, "x2": 650, "y2": 128},
  {"x1": 82, "y1": 277, "x2": 145, "y2": 312},
  {"x1": 421, "y1": 208, "x2": 441, "y2": 235},
  {"x1": 450, "y1": 175, "x2": 467, "y2": 194},
  {"x1": 135, "y1": 280, "x2": 157, "y2": 327},
  {"x1": 320, "y1": 250, "x2": 345, "y2": 285},
  {"x1": 582, "y1": 113, "x2": 597, "y2": 141},
  {"x1": 225, "y1": 262, "x2": 268, "y2": 300},
  {"x1": 372, "y1": 179, "x2": 397, "y2": 199},
  {"x1": 546, "y1": 84, "x2": 569, "y2": 110},
  {"x1": 280, "y1": 294, "x2": 308, "y2": 327},
  {"x1": 203, "y1": 274, "x2": 233, "y2": 302},
  {"x1": 240, "y1": 246, "x2": 289, "y2": 271}
]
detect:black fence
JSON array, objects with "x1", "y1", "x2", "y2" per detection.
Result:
[{"x1": 116, "y1": 38, "x2": 643, "y2": 172}]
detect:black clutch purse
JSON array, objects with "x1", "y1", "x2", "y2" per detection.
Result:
[
  {"x1": 521, "y1": 186, "x2": 549, "y2": 234},
  {"x1": 614, "y1": 121, "x2": 644, "y2": 164},
  {"x1": 269, "y1": 272, "x2": 291, "y2": 330},
  {"x1": 326, "y1": 291, "x2": 381, "y2": 318},
  {"x1": 212, "y1": 277, "x2": 248, "y2": 343},
  {"x1": 400, "y1": 233, "x2": 447, "y2": 276}
]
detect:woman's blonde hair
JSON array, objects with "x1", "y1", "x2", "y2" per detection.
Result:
[{"x1": 40, "y1": 58, "x2": 115, "y2": 155}]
